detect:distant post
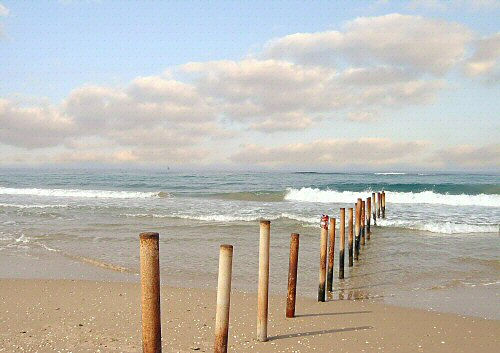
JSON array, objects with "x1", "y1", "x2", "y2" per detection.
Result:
[
  {"x1": 355, "y1": 200, "x2": 361, "y2": 261},
  {"x1": 382, "y1": 191, "x2": 386, "y2": 218},
  {"x1": 361, "y1": 201, "x2": 366, "y2": 246},
  {"x1": 286, "y1": 233, "x2": 300, "y2": 318},
  {"x1": 339, "y1": 208, "x2": 345, "y2": 279},
  {"x1": 139, "y1": 232, "x2": 162, "y2": 353},
  {"x1": 367, "y1": 197, "x2": 371, "y2": 240},
  {"x1": 327, "y1": 217, "x2": 336, "y2": 292},
  {"x1": 377, "y1": 192, "x2": 382, "y2": 218},
  {"x1": 348, "y1": 208, "x2": 353, "y2": 267},
  {"x1": 318, "y1": 215, "x2": 328, "y2": 302},
  {"x1": 257, "y1": 220, "x2": 270, "y2": 342},
  {"x1": 214, "y1": 245, "x2": 233, "y2": 353}
]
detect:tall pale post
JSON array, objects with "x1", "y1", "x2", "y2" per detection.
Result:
[
  {"x1": 372, "y1": 192, "x2": 377, "y2": 226},
  {"x1": 361, "y1": 201, "x2": 366, "y2": 246},
  {"x1": 214, "y1": 245, "x2": 233, "y2": 353},
  {"x1": 318, "y1": 215, "x2": 328, "y2": 302},
  {"x1": 140, "y1": 232, "x2": 162, "y2": 353},
  {"x1": 257, "y1": 220, "x2": 270, "y2": 342}
]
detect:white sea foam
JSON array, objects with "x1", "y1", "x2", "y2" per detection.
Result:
[
  {"x1": 0, "y1": 203, "x2": 69, "y2": 209},
  {"x1": 284, "y1": 188, "x2": 500, "y2": 207},
  {"x1": 0, "y1": 187, "x2": 159, "y2": 199},
  {"x1": 377, "y1": 219, "x2": 498, "y2": 234}
]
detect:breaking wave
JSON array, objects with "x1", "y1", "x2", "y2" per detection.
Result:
[
  {"x1": 0, "y1": 186, "x2": 168, "y2": 199},
  {"x1": 284, "y1": 188, "x2": 500, "y2": 207}
]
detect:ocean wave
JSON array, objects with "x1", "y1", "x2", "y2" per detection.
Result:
[
  {"x1": 284, "y1": 188, "x2": 500, "y2": 207},
  {"x1": 0, "y1": 186, "x2": 166, "y2": 199},
  {"x1": 377, "y1": 219, "x2": 498, "y2": 234},
  {"x1": 374, "y1": 172, "x2": 407, "y2": 175}
]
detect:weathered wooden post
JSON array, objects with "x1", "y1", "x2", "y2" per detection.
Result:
[
  {"x1": 361, "y1": 200, "x2": 366, "y2": 246},
  {"x1": 339, "y1": 208, "x2": 345, "y2": 279},
  {"x1": 367, "y1": 197, "x2": 371, "y2": 240},
  {"x1": 382, "y1": 191, "x2": 386, "y2": 218},
  {"x1": 214, "y1": 245, "x2": 233, "y2": 353},
  {"x1": 257, "y1": 220, "x2": 270, "y2": 342},
  {"x1": 286, "y1": 233, "x2": 299, "y2": 318},
  {"x1": 327, "y1": 217, "x2": 336, "y2": 292},
  {"x1": 377, "y1": 192, "x2": 382, "y2": 218},
  {"x1": 348, "y1": 208, "x2": 353, "y2": 267},
  {"x1": 318, "y1": 214, "x2": 328, "y2": 302},
  {"x1": 139, "y1": 232, "x2": 162, "y2": 353},
  {"x1": 355, "y1": 200, "x2": 361, "y2": 260},
  {"x1": 372, "y1": 192, "x2": 377, "y2": 226}
]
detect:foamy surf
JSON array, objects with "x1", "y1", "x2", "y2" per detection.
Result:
[
  {"x1": 284, "y1": 188, "x2": 500, "y2": 207},
  {"x1": 376, "y1": 219, "x2": 498, "y2": 234},
  {"x1": 0, "y1": 186, "x2": 165, "y2": 199}
]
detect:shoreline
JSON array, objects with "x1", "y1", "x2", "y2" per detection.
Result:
[{"x1": 1, "y1": 278, "x2": 499, "y2": 352}]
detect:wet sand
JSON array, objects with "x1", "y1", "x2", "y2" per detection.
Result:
[{"x1": 0, "y1": 279, "x2": 498, "y2": 352}]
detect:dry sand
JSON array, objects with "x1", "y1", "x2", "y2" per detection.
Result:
[{"x1": 0, "y1": 279, "x2": 498, "y2": 352}]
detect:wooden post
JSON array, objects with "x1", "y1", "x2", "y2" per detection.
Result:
[
  {"x1": 382, "y1": 191, "x2": 386, "y2": 218},
  {"x1": 339, "y1": 208, "x2": 345, "y2": 279},
  {"x1": 355, "y1": 200, "x2": 361, "y2": 261},
  {"x1": 361, "y1": 201, "x2": 366, "y2": 246},
  {"x1": 214, "y1": 245, "x2": 233, "y2": 353},
  {"x1": 286, "y1": 233, "x2": 299, "y2": 318},
  {"x1": 348, "y1": 208, "x2": 353, "y2": 267},
  {"x1": 367, "y1": 197, "x2": 371, "y2": 240},
  {"x1": 257, "y1": 220, "x2": 270, "y2": 342},
  {"x1": 372, "y1": 192, "x2": 377, "y2": 226},
  {"x1": 327, "y1": 217, "x2": 336, "y2": 292},
  {"x1": 139, "y1": 232, "x2": 162, "y2": 353},
  {"x1": 318, "y1": 215, "x2": 328, "y2": 302},
  {"x1": 377, "y1": 192, "x2": 382, "y2": 218}
]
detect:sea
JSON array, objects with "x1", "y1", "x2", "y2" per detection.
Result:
[{"x1": 0, "y1": 169, "x2": 499, "y2": 319}]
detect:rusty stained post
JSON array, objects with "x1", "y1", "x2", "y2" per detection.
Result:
[
  {"x1": 382, "y1": 191, "x2": 386, "y2": 218},
  {"x1": 140, "y1": 232, "x2": 162, "y2": 353},
  {"x1": 367, "y1": 197, "x2": 371, "y2": 240},
  {"x1": 372, "y1": 192, "x2": 377, "y2": 226},
  {"x1": 339, "y1": 208, "x2": 345, "y2": 279},
  {"x1": 327, "y1": 217, "x2": 336, "y2": 292},
  {"x1": 286, "y1": 233, "x2": 300, "y2": 318},
  {"x1": 318, "y1": 214, "x2": 328, "y2": 302},
  {"x1": 361, "y1": 201, "x2": 366, "y2": 246},
  {"x1": 377, "y1": 192, "x2": 382, "y2": 218},
  {"x1": 348, "y1": 208, "x2": 353, "y2": 267},
  {"x1": 257, "y1": 220, "x2": 270, "y2": 342},
  {"x1": 214, "y1": 245, "x2": 233, "y2": 353},
  {"x1": 355, "y1": 200, "x2": 361, "y2": 261}
]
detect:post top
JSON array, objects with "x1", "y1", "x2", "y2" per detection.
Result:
[
  {"x1": 260, "y1": 219, "x2": 271, "y2": 225},
  {"x1": 139, "y1": 232, "x2": 159, "y2": 240},
  {"x1": 220, "y1": 244, "x2": 233, "y2": 251},
  {"x1": 291, "y1": 232, "x2": 299, "y2": 237}
]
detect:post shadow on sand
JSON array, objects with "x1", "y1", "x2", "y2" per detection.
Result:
[
  {"x1": 296, "y1": 310, "x2": 371, "y2": 318},
  {"x1": 269, "y1": 326, "x2": 373, "y2": 341}
]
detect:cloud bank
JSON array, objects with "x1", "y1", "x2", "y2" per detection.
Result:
[{"x1": 0, "y1": 13, "x2": 498, "y2": 170}]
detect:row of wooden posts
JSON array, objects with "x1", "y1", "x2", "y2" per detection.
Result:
[{"x1": 139, "y1": 192, "x2": 386, "y2": 353}]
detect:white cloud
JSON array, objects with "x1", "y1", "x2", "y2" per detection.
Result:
[
  {"x1": 230, "y1": 138, "x2": 429, "y2": 168},
  {"x1": 265, "y1": 14, "x2": 472, "y2": 75},
  {"x1": 464, "y1": 33, "x2": 500, "y2": 82},
  {"x1": 347, "y1": 111, "x2": 378, "y2": 122},
  {"x1": 0, "y1": 3, "x2": 9, "y2": 17},
  {"x1": 430, "y1": 144, "x2": 500, "y2": 168}
]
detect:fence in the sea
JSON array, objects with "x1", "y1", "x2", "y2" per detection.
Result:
[{"x1": 139, "y1": 191, "x2": 387, "y2": 352}]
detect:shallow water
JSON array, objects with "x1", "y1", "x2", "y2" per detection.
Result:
[{"x1": 0, "y1": 169, "x2": 498, "y2": 319}]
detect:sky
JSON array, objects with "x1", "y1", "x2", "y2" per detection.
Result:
[{"x1": 0, "y1": 0, "x2": 499, "y2": 172}]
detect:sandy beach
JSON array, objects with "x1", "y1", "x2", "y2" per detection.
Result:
[{"x1": 1, "y1": 278, "x2": 498, "y2": 352}]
